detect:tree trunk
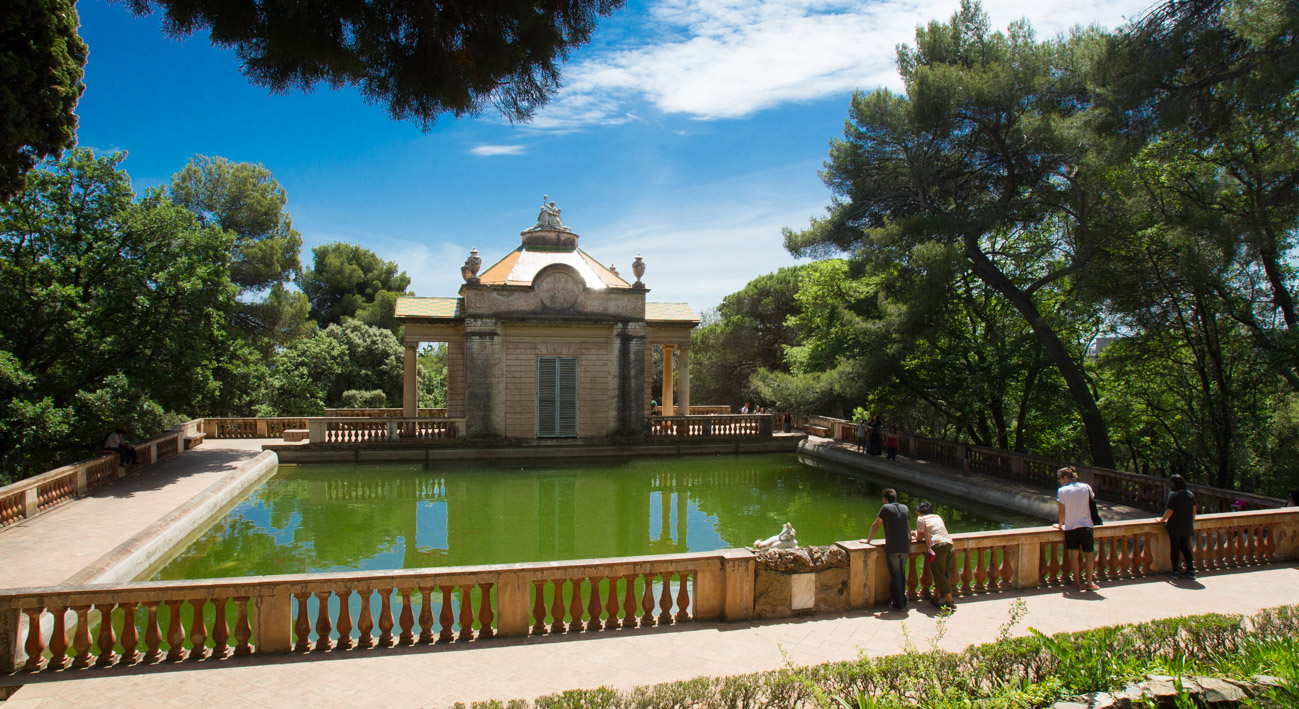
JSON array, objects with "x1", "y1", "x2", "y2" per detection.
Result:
[{"x1": 965, "y1": 241, "x2": 1116, "y2": 468}]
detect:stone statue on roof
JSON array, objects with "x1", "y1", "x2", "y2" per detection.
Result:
[{"x1": 528, "y1": 195, "x2": 572, "y2": 232}]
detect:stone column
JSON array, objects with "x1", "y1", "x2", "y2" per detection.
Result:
[
  {"x1": 403, "y1": 344, "x2": 418, "y2": 418},
  {"x1": 464, "y1": 318, "x2": 505, "y2": 438},
  {"x1": 678, "y1": 346, "x2": 691, "y2": 415},
  {"x1": 662, "y1": 344, "x2": 674, "y2": 415},
  {"x1": 613, "y1": 322, "x2": 646, "y2": 437}
]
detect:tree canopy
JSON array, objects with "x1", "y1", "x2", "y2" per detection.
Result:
[
  {"x1": 121, "y1": 0, "x2": 624, "y2": 126},
  {"x1": 298, "y1": 243, "x2": 410, "y2": 330}
]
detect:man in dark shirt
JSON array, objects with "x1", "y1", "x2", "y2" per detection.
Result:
[
  {"x1": 865, "y1": 488, "x2": 911, "y2": 610},
  {"x1": 1157, "y1": 474, "x2": 1197, "y2": 579}
]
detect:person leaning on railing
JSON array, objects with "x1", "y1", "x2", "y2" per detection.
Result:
[
  {"x1": 914, "y1": 500, "x2": 955, "y2": 610},
  {"x1": 1157, "y1": 474, "x2": 1197, "y2": 580},
  {"x1": 103, "y1": 427, "x2": 139, "y2": 465},
  {"x1": 1056, "y1": 466, "x2": 1100, "y2": 592}
]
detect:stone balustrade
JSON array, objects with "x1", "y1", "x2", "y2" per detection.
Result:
[
  {"x1": 307, "y1": 417, "x2": 466, "y2": 444},
  {"x1": 0, "y1": 425, "x2": 198, "y2": 530},
  {"x1": 650, "y1": 405, "x2": 733, "y2": 416},
  {"x1": 799, "y1": 414, "x2": 1285, "y2": 512},
  {"x1": 647, "y1": 414, "x2": 772, "y2": 438},
  {"x1": 203, "y1": 418, "x2": 310, "y2": 439},
  {"x1": 4, "y1": 509, "x2": 1293, "y2": 675}
]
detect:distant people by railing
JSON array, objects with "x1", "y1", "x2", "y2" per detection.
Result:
[{"x1": 103, "y1": 427, "x2": 138, "y2": 465}]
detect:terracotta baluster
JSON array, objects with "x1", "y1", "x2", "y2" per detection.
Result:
[
  {"x1": 211, "y1": 598, "x2": 230, "y2": 658},
  {"x1": 477, "y1": 583, "x2": 495, "y2": 639},
  {"x1": 1245, "y1": 527, "x2": 1257, "y2": 565},
  {"x1": 233, "y1": 598, "x2": 253, "y2": 655},
  {"x1": 1263, "y1": 527, "x2": 1276, "y2": 562},
  {"x1": 675, "y1": 574, "x2": 691, "y2": 623},
  {"x1": 587, "y1": 577, "x2": 605, "y2": 631},
  {"x1": 549, "y1": 580, "x2": 567, "y2": 634},
  {"x1": 48, "y1": 606, "x2": 70, "y2": 670},
  {"x1": 292, "y1": 593, "x2": 312, "y2": 652},
  {"x1": 377, "y1": 589, "x2": 395, "y2": 647},
  {"x1": 315, "y1": 591, "x2": 335, "y2": 650},
  {"x1": 397, "y1": 589, "x2": 415, "y2": 645},
  {"x1": 961, "y1": 551, "x2": 974, "y2": 594},
  {"x1": 96, "y1": 604, "x2": 119, "y2": 667},
  {"x1": 658, "y1": 576, "x2": 674, "y2": 625},
  {"x1": 972, "y1": 549, "x2": 987, "y2": 593},
  {"x1": 335, "y1": 592, "x2": 354, "y2": 650},
  {"x1": 438, "y1": 586, "x2": 456, "y2": 642},
  {"x1": 917, "y1": 557, "x2": 932, "y2": 599},
  {"x1": 1000, "y1": 546, "x2": 1014, "y2": 589},
  {"x1": 1139, "y1": 535, "x2": 1152, "y2": 576},
  {"x1": 531, "y1": 581, "x2": 548, "y2": 634},
  {"x1": 120, "y1": 602, "x2": 141, "y2": 664},
  {"x1": 458, "y1": 586, "x2": 475, "y2": 641},
  {"x1": 23, "y1": 608, "x2": 48, "y2": 671},
  {"x1": 356, "y1": 592, "x2": 375, "y2": 649},
  {"x1": 188, "y1": 600, "x2": 209, "y2": 660},
  {"x1": 641, "y1": 575, "x2": 656, "y2": 625},
  {"x1": 1040, "y1": 544, "x2": 1051, "y2": 585},
  {"x1": 164, "y1": 599, "x2": 188, "y2": 662},
  {"x1": 621, "y1": 575, "x2": 638, "y2": 629},
  {"x1": 905, "y1": 554, "x2": 919, "y2": 600},
  {"x1": 1111, "y1": 537, "x2": 1123, "y2": 580},
  {"x1": 143, "y1": 602, "x2": 163, "y2": 663},
  {"x1": 569, "y1": 579, "x2": 586, "y2": 632},
  {"x1": 604, "y1": 578, "x2": 620, "y2": 630},
  {"x1": 417, "y1": 587, "x2": 435, "y2": 644}
]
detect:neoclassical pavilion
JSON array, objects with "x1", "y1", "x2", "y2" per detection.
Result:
[{"x1": 394, "y1": 199, "x2": 699, "y2": 440}]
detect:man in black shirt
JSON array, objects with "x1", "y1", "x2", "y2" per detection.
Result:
[
  {"x1": 1157, "y1": 474, "x2": 1197, "y2": 579},
  {"x1": 865, "y1": 488, "x2": 911, "y2": 610}
]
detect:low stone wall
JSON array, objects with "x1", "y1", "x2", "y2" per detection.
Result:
[
  {"x1": 753, "y1": 546, "x2": 850, "y2": 619},
  {"x1": 269, "y1": 436, "x2": 802, "y2": 463}
]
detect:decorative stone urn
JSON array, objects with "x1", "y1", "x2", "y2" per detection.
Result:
[
  {"x1": 632, "y1": 254, "x2": 645, "y2": 286},
  {"x1": 461, "y1": 248, "x2": 481, "y2": 283}
]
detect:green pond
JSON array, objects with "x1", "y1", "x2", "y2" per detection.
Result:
[{"x1": 155, "y1": 453, "x2": 1039, "y2": 580}]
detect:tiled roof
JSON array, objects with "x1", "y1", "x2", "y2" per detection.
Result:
[
  {"x1": 477, "y1": 246, "x2": 631, "y2": 289},
  {"x1": 394, "y1": 296, "x2": 463, "y2": 319},
  {"x1": 646, "y1": 302, "x2": 699, "y2": 323}
]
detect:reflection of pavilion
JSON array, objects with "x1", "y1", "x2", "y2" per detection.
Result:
[{"x1": 394, "y1": 199, "x2": 700, "y2": 441}]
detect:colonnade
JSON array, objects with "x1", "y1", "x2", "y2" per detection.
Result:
[{"x1": 658, "y1": 343, "x2": 690, "y2": 415}]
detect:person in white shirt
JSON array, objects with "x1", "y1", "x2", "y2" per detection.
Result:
[
  {"x1": 104, "y1": 427, "x2": 138, "y2": 465},
  {"x1": 914, "y1": 501, "x2": 955, "y2": 609},
  {"x1": 1056, "y1": 466, "x2": 1099, "y2": 591}
]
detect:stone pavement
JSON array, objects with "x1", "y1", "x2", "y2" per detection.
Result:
[
  {"x1": 5, "y1": 565, "x2": 1296, "y2": 708},
  {"x1": 0, "y1": 439, "x2": 268, "y2": 588}
]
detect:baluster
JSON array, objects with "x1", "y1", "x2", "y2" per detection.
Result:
[
  {"x1": 293, "y1": 593, "x2": 312, "y2": 652},
  {"x1": 621, "y1": 574, "x2": 638, "y2": 629},
  {"x1": 918, "y1": 556, "x2": 932, "y2": 599},
  {"x1": 477, "y1": 583, "x2": 495, "y2": 639},
  {"x1": 120, "y1": 602, "x2": 141, "y2": 664},
  {"x1": 972, "y1": 549, "x2": 987, "y2": 593},
  {"x1": 335, "y1": 591, "x2": 354, "y2": 650},
  {"x1": 165, "y1": 600, "x2": 188, "y2": 662},
  {"x1": 587, "y1": 577, "x2": 604, "y2": 631},
  {"x1": 1133, "y1": 535, "x2": 1147, "y2": 576},
  {"x1": 1109, "y1": 536, "x2": 1122, "y2": 580},
  {"x1": 1040, "y1": 544, "x2": 1052, "y2": 585},
  {"x1": 458, "y1": 586, "x2": 476, "y2": 642},
  {"x1": 143, "y1": 602, "x2": 164, "y2": 663},
  {"x1": 48, "y1": 606, "x2": 70, "y2": 670},
  {"x1": 569, "y1": 578, "x2": 586, "y2": 632},
  {"x1": 1263, "y1": 527, "x2": 1276, "y2": 562},
  {"x1": 1245, "y1": 527, "x2": 1258, "y2": 565},
  {"x1": 531, "y1": 581, "x2": 548, "y2": 634},
  {"x1": 675, "y1": 573, "x2": 691, "y2": 623},
  {"x1": 211, "y1": 598, "x2": 230, "y2": 658},
  {"x1": 438, "y1": 586, "x2": 456, "y2": 642},
  {"x1": 641, "y1": 575, "x2": 656, "y2": 625},
  {"x1": 315, "y1": 591, "x2": 335, "y2": 650},
  {"x1": 605, "y1": 577, "x2": 620, "y2": 630},
  {"x1": 961, "y1": 550, "x2": 974, "y2": 594},
  {"x1": 397, "y1": 589, "x2": 415, "y2": 645},
  {"x1": 418, "y1": 586, "x2": 435, "y2": 644},
  {"x1": 233, "y1": 597, "x2": 253, "y2": 655},
  {"x1": 96, "y1": 604, "x2": 119, "y2": 667},
  {"x1": 188, "y1": 599, "x2": 209, "y2": 660},
  {"x1": 377, "y1": 589, "x2": 395, "y2": 647},
  {"x1": 23, "y1": 608, "x2": 48, "y2": 671},
  {"x1": 999, "y1": 546, "x2": 1014, "y2": 590},
  {"x1": 657, "y1": 575, "x2": 673, "y2": 625},
  {"x1": 549, "y1": 580, "x2": 566, "y2": 634},
  {"x1": 905, "y1": 554, "x2": 919, "y2": 600},
  {"x1": 357, "y1": 592, "x2": 375, "y2": 649}
]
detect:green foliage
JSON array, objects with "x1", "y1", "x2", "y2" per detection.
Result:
[
  {"x1": 0, "y1": 0, "x2": 87, "y2": 201},
  {"x1": 121, "y1": 0, "x2": 624, "y2": 127},
  {"x1": 418, "y1": 343, "x2": 448, "y2": 408},
  {"x1": 338, "y1": 389, "x2": 386, "y2": 408},
  {"x1": 0, "y1": 150, "x2": 239, "y2": 480},
  {"x1": 297, "y1": 243, "x2": 410, "y2": 330},
  {"x1": 259, "y1": 319, "x2": 403, "y2": 415}
]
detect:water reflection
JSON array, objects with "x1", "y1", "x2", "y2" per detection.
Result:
[{"x1": 157, "y1": 454, "x2": 1036, "y2": 580}]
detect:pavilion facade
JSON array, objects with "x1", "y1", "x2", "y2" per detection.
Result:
[{"x1": 394, "y1": 200, "x2": 699, "y2": 440}]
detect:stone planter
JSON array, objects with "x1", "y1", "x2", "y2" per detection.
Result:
[{"x1": 751, "y1": 546, "x2": 850, "y2": 618}]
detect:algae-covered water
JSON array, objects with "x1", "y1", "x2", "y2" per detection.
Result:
[{"x1": 155, "y1": 453, "x2": 1036, "y2": 580}]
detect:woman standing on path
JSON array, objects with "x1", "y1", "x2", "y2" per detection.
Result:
[
  {"x1": 1157, "y1": 474, "x2": 1197, "y2": 579},
  {"x1": 914, "y1": 501, "x2": 955, "y2": 609}
]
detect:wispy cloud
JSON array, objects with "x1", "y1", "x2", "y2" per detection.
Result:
[
  {"x1": 532, "y1": 0, "x2": 1155, "y2": 129},
  {"x1": 468, "y1": 144, "x2": 527, "y2": 156}
]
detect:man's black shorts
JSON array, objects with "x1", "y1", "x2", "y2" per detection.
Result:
[{"x1": 1064, "y1": 526, "x2": 1094, "y2": 552}]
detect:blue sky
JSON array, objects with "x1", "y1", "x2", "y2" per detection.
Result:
[{"x1": 74, "y1": 0, "x2": 1156, "y2": 311}]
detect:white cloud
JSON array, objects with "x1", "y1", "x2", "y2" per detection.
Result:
[
  {"x1": 533, "y1": 0, "x2": 1157, "y2": 129},
  {"x1": 468, "y1": 144, "x2": 527, "y2": 156}
]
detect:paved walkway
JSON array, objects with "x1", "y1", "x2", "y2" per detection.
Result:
[
  {"x1": 5, "y1": 565, "x2": 1296, "y2": 708},
  {"x1": 0, "y1": 439, "x2": 268, "y2": 588}
]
